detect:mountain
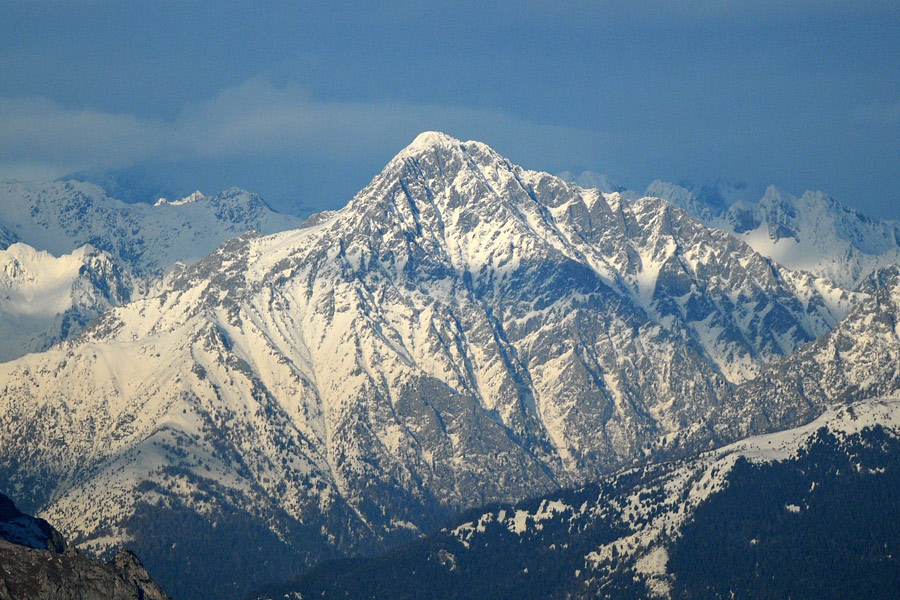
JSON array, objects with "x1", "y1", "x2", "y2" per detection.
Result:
[
  {"x1": 645, "y1": 181, "x2": 900, "y2": 289},
  {"x1": 253, "y1": 396, "x2": 900, "y2": 600},
  {"x1": 644, "y1": 179, "x2": 755, "y2": 223},
  {"x1": 0, "y1": 181, "x2": 305, "y2": 279},
  {"x1": 0, "y1": 492, "x2": 170, "y2": 600},
  {"x1": 0, "y1": 242, "x2": 134, "y2": 362},
  {"x1": 0, "y1": 132, "x2": 891, "y2": 599}
]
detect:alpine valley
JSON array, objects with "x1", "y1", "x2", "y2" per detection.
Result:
[{"x1": 1, "y1": 133, "x2": 899, "y2": 599}]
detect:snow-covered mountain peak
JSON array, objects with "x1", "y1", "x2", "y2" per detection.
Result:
[
  {"x1": 760, "y1": 184, "x2": 794, "y2": 203},
  {"x1": 154, "y1": 190, "x2": 205, "y2": 206},
  {"x1": 645, "y1": 180, "x2": 690, "y2": 201},
  {"x1": 390, "y1": 131, "x2": 510, "y2": 175},
  {"x1": 406, "y1": 130, "x2": 460, "y2": 151},
  {"x1": 722, "y1": 188, "x2": 900, "y2": 287},
  {"x1": 343, "y1": 132, "x2": 517, "y2": 230},
  {"x1": 206, "y1": 187, "x2": 270, "y2": 209},
  {"x1": 390, "y1": 131, "x2": 482, "y2": 168},
  {"x1": 285, "y1": 134, "x2": 854, "y2": 382},
  {"x1": 645, "y1": 180, "x2": 693, "y2": 206},
  {"x1": 644, "y1": 180, "x2": 719, "y2": 223},
  {"x1": 635, "y1": 179, "x2": 900, "y2": 289},
  {"x1": 180, "y1": 189, "x2": 205, "y2": 204}
]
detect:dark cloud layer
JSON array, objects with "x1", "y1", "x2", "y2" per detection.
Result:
[{"x1": 2, "y1": 1, "x2": 898, "y2": 218}]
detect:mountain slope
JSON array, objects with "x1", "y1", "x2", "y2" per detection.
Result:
[
  {"x1": 253, "y1": 396, "x2": 900, "y2": 600},
  {"x1": 713, "y1": 270, "x2": 900, "y2": 440},
  {"x1": 0, "y1": 132, "x2": 887, "y2": 599},
  {"x1": 0, "y1": 181, "x2": 304, "y2": 360}
]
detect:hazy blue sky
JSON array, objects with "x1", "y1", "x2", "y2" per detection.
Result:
[{"x1": 2, "y1": 1, "x2": 899, "y2": 218}]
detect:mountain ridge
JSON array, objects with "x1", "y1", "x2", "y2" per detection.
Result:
[
  {"x1": 0, "y1": 181, "x2": 305, "y2": 360},
  {"x1": 625, "y1": 177, "x2": 900, "y2": 289}
]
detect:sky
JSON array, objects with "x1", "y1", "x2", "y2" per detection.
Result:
[{"x1": 2, "y1": 1, "x2": 899, "y2": 218}]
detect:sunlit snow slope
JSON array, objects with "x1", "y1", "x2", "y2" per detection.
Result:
[{"x1": 0, "y1": 242, "x2": 133, "y2": 362}]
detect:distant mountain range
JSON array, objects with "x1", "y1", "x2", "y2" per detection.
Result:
[
  {"x1": 562, "y1": 171, "x2": 900, "y2": 289},
  {"x1": 0, "y1": 134, "x2": 898, "y2": 599},
  {"x1": 0, "y1": 182, "x2": 303, "y2": 360},
  {"x1": 0, "y1": 181, "x2": 305, "y2": 278}
]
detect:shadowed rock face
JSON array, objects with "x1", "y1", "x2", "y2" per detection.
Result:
[
  {"x1": 0, "y1": 493, "x2": 67, "y2": 554},
  {"x1": 0, "y1": 493, "x2": 170, "y2": 600}
]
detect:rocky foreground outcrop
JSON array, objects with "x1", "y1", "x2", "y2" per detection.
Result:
[{"x1": 0, "y1": 493, "x2": 169, "y2": 600}]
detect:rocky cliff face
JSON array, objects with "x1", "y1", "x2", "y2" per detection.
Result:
[
  {"x1": 714, "y1": 271, "x2": 900, "y2": 440},
  {"x1": 0, "y1": 493, "x2": 170, "y2": 600}
]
